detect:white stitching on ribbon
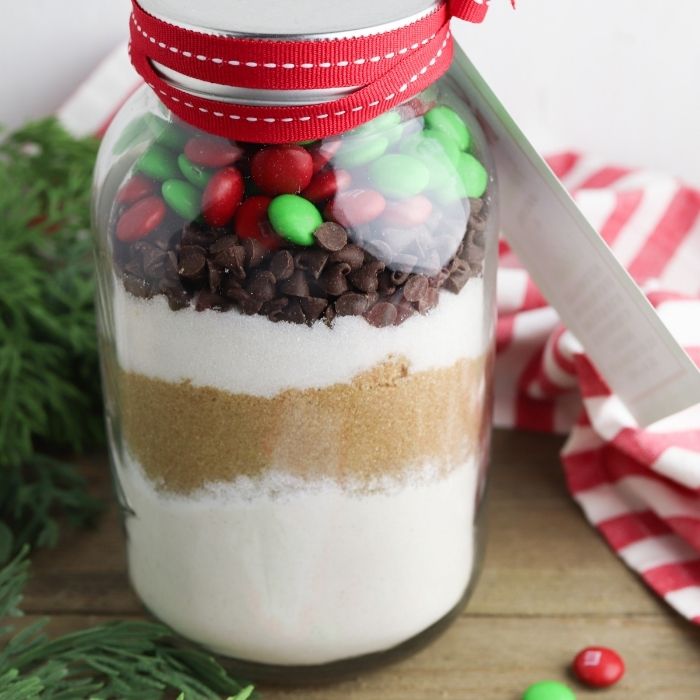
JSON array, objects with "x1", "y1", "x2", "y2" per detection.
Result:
[
  {"x1": 132, "y1": 14, "x2": 437, "y2": 70},
  {"x1": 143, "y1": 32, "x2": 450, "y2": 124}
]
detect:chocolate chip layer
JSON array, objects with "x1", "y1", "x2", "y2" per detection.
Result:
[{"x1": 113, "y1": 197, "x2": 490, "y2": 326}]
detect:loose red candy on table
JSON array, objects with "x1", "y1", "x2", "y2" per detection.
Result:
[
  {"x1": 184, "y1": 136, "x2": 244, "y2": 168},
  {"x1": 251, "y1": 145, "x2": 314, "y2": 195},
  {"x1": 382, "y1": 194, "x2": 433, "y2": 227},
  {"x1": 301, "y1": 168, "x2": 351, "y2": 203},
  {"x1": 116, "y1": 174, "x2": 156, "y2": 205},
  {"x1": 202, "y1": 167, "x2": 244, "y2": 227},
  {"x1": 572, "y1": 647, "x2": 625, "y2": 688},
  {"x1": 327, "y1": 189, "x2": 386, "y2": 227},
  {"x1": 116, "y1": 195, "x2": 166, "y2": 242}
]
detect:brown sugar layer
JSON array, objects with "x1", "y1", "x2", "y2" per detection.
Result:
[{"x1": 119, "y1": 355, "x2": 490, "y2": 494}]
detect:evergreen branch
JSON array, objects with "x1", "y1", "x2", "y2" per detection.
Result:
[{"x1": 0, "y1": 119, "x2": 258, "y2": 698}]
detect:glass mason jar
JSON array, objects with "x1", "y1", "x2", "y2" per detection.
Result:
[{"x1": 92, "y1": 0, "x2": 497, "y2": 680}]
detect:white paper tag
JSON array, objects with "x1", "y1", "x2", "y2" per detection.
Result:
[{"x1": 451, "y1": 45, "x2": 700, "y2": 427}]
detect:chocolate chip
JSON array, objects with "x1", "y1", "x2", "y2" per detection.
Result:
[
  {"x1": 329, "y1": 244, "x2": 364, "y2": 270},
  {"x1": 158, "y1": 278, "x2": 189, "y2": 309},
  {"x1": 294, "y1": 249, "x2": 328, "y2": 279},
  {"x1": 196, "y1": 289, "x2": 228, "y2": 311},
  {"x1": 319, "y1": 263, "x2": 351, "y2": 296},
  {"x1": 279, "y1": 299, "x2": 306, "y2": 324},
  {"x1": 246, "y1": 270, "x2": 277, "y2": 302},
  {"x1": 122, "y1": 258, "x2": 143, "y2": 278},
  {"x1": 403, "y1": 274, "x2": 429, "y2": 303},
  {"x1": 207, "y1": 260, "x2": 222, "y2": 293},
  {"x1": 417, "y1": 286, "x2": 439, "y2": 313},
  {"x1": 122, "y1": 272, "x2": 153, "y2": 299},
  {"x1": 178, "y1": 246, "x2": 206, "y2": 279},
  {"x1": 444, "y1": 259, "x2": 472, "y2": 294},
  {"x1": 468, "y1": 213, "x2": 487, "y2": 233},
  {"x1": 348, "y1": 260, "x2": 384, "y2": 293},
  {"x1": 466, "y1": 242, "x2": 485, "y2": 266},
  {"x1": 261, "y1": 296, "x2": 289, "y2": 322},
  {"x1": 300, "y1": 296, "x2": 328, "y2": 323},
  {"x1": 323, "y1": 303, "x2": 337, "y2": 326},
  {"x1": 181, "y1": 222, "x2": 216, "y2": 248},
  {"x1": 279, "y1": 269, "x2": 310, "y2": 297},
  {"x1": 225, "y1": 286, "x2": 262, "y2": 315},
  {"x1": 389, "y1": 269, "x2": 410, "y2": 285},
  {"x1": 395, "y1": 299, "x2": 415, "y2": 324},
  {"x1": 242, "y1": 238, "x2": 269, "y2": 268},
  {"x1": 211, "y1": 238, "x2": 246, "y2": 277},
  {"x1": 135, "y1": 242, "x2": 166, "y2": 278},
  {"x1": 269, "y1": 250, "x2": 294, "y2": 281},
  {"x1": 365, "y1": 301, "x2": 397, "y2": 328},
  {"x1": 378, "y1": 270, "x2": 397, "y2": 296},
  {"x1": 335, "y1": 292, "x2": 369, "y2": 316},
  {"x1": 164, "y1": 250, "x2": 180, "y2": 281},
  {"x1": 314, "y1": 222, "x2": 348, "y2": 252}
]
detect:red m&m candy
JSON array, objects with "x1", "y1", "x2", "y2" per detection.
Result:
[
  {"x1": 327, "y1": 189, "x2": 386, "y2": 227},
  {"x1": 116, "y1": 174, "x2": 156, "y2": 205},
  {"x1": 116, "y1": 195, "x2": 166, "y2": 242},
  {"x1": 301, "y1": 168, "x2": 351, "y2": 203},
  {"x1": 309, "y1": 139, "x2": 342, "y2": 172},
  {"x1": 382, "y1": 194, "x2": 433, "y2": 227},
  {"x1": 184, "y1": 136, "x2": 244, "y2": 168},
  {"x1": 251, "y1": 145, "x2": 313, "y2": 195},
  {"x1": 572, "y1": 647, "x2": 624, "y2": 688},
  {"x1": 202, "y1": 167, "x2": 244, "y2": 227},
  {"x1": 234, "y1": 195, "x2": 281, "y2": 251}
]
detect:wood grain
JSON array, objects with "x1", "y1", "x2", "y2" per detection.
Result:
[{"x1": 25, "y1": 430, "x2": 700, "y2": 698}]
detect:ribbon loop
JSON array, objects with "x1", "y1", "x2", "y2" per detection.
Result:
[{"x1": 129, "y1": 0, "x2": 490, "y2": 142}]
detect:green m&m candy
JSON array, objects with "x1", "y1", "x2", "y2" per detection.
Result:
[
  {"x1": 402, "y1": 133, "x2": 457, "y2": 191},
  {"x1": 369, "y1": 154, "x2": 430, "y2": 199},
  {"x1": 348, "y1": 110, "x2": 402, "y2": 139},
  {"x1": 335, "y1": 134, "x2": 389, "y2": 168},
  {"x1": 268, "y1": 195, "x2": 322, "y2": 246},
  {"x1": 425, "y1": 105, "x2": 472, "y2": 151},
  {"x1": 162, "y1": 179, "x2": 201, "y2": 221},
  {"x1": 421, "y1": 128, "x2": 461, "y2": 165},
  {"x1": 136, "y1": 145, "x2": 179, "y2": 181},
  {"x1": 458, "y1": 153, "x2": 489, "y2": 198},
  {"x1": 145, "y1": 114, "x2": 190, "y2": 150},
  {"x1": 178, "y1": 154, "x2": 213, "y2": 188},
  {"x1": 522, "y1": 681, "x2": 576, "y2": 700}
]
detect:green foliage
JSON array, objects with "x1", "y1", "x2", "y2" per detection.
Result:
[
  {"x1": 0, "y1": 119, "x2": 104, "y2": 556},
  {"x1": 0, "y1": 549, "x2": 256, "y2": 700},
  {"x1": 0, "y1": 120, "x2": 257, "y2": 698},
  {"x1": 0, "y1": 118, "x2": 103, "y2": 466}
]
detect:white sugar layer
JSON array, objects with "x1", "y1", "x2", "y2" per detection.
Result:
[
  {"x1": 118, "y1": 454, "x2": 480, "y2": 666},
  {"x1": 112, "y1": 277, "x2": 488, "y2": 396}
]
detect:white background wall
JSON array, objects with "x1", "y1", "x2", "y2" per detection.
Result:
[{"x1": 2, "y1": 0, "x2": 699, "y2": 185}]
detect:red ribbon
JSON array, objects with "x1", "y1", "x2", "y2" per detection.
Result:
[{"x1": 129, "y1": 0, "x2": 492, "y2": 143}]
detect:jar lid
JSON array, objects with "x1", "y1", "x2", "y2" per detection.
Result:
[{"x1": 139, "y1": 0, "x2": 440, "y2": 37}]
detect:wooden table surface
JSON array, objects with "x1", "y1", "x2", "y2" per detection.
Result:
[{"x1": 26, "y1": 430, "x2": 700, "y2": 698}]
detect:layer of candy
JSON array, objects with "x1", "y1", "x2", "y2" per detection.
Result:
[
  {"x1": 118, "y1": 354, "x2": 489, "y2": 493},
  {"x1": 118, "y1": 452, "x2": 480, "y2": 665},
  {"x1": 113, "y1": 274, "x2": 489, "y2": 397}
]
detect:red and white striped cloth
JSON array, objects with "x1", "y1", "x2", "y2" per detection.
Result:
[{"x1": 61, "y1": 47, "x2": 700, "y2": 623}]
